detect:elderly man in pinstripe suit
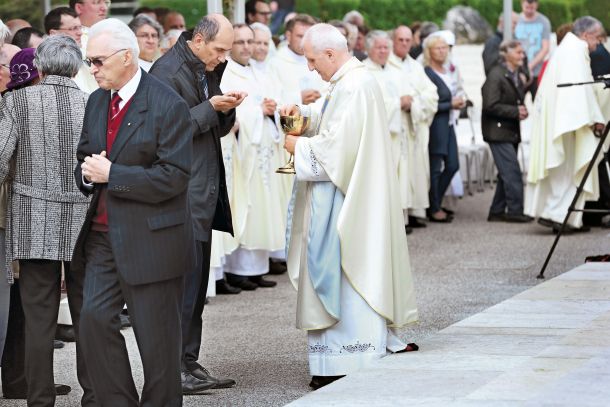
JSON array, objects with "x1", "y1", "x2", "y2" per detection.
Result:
[
  {"x1": 0, "y1": 35, "x2": 94, "y2": 406},
  {"x1": 73, "y1": 19, "x2": 193, "y2": 406}
]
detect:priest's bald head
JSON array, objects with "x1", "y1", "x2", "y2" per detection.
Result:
[
  {"x1": 572, "y1": 16, "x2": 603, "y2": 52},
  {"x1": 301, "y1": 23, "x2": 351, "y2": 82}
]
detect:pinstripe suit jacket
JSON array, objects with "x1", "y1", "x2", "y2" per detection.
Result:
[
  {"x1": 72, "y1": 70, "x2": 193, "y2": 285},
  {"x1": 0, "y1": 75, "x2": 90, "y2": 283}
]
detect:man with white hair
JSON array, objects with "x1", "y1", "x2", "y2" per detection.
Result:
[
  {"x1": 525, "y1": 16, "x2": 606, "y2": 232},
  {"x1": 362, "y1": 30, "x2": 411, "y2": 231},
  {"x1": 74, "y1": 18, "x2": 193, "y2": 405},
  {"x1": 389, "y1": 25, "x2": 439, "y2": 227},
  {"x1": 281, "y1": 23, "x2": 418, "y2": 389}
]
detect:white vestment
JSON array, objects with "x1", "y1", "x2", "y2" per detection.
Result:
[
  {"x1": 389, "y1": 53, "x2": 439, "y2": 218},
  {"x1": 289, "y1": 57, "x2": 418, "y2": 376},
  {"x1": 221, "y1": 58, "x2": 286, "y2": 276},
  {"x1": 363, "y1": 58, "x2": 408, "y2": 214},
  {"x1": 268, "y1": 46, "x2": 327, "y2": 106},
  {"x1": 524, "y1": 33, "x2": 605, "y2": 227}
]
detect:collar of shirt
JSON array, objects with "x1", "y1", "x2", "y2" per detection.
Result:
[
  {"x1": 284, "y1": 46, "x2": 307, "y2": 64},
  {"x1": 113, "y1": 68, "x2": 142, "y2": 110}
]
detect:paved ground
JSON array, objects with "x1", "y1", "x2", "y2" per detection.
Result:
[
  {"x1": 289, "y1": 262, "x2": 610, "y2": 406},
  {"x1": 1, "y1": 186, "x2": 608, "y2": 407}
]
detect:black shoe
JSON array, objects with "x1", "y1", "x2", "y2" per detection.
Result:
[
  {"x1": 408, "y1": 216, "x2": 427, "y2": 228},
  {"x1": 268, "y1": 259, "x2": 287, "y2": 275},
  {"x1": 309, "y1": 375, "x2": 345, "y2": 390},
  {"x1": 55, "y1": 384, "x2": 71, "y2": 396},
  {"x1": 181, "y1": 370, "x2": 216, "y2": 395},
  {"x1": 537, "y1": 217, "x2": 554, "y2": 228},
  {"x1": 552, "y1": 223, "x2": 591, "y2": 234},
  {"x1": 190, "y1": 365, "x2": 236, "y2": 389},
  {"x1": 53, "y1": 339, "x2": 65, "y2": 349},
  {"x1": 215, "y1": 279, "x2": 242, "y2": 295},
  {"x1": 441, "y1": 207, "x2": 455, "y2": 216},
  {"x1": 120, "y1": 313, "x2": 131, "y2": 329},
  {"x1": 226, "y1": 274, "x2": 258, "y2": 291},
  {"x1": 505, "y1": 213, "x2": 534, "y2": 223},
  {"x1": 249, "y1": 275, "x2": 277, "y2": 288},
  {"x1": 55, "y1": 324, "x2": 75, "y2": 342},
  {"x1": 405, "y1": 226, "x2": 413, "y2": 235},
  {"x1": 487, "y1": 212, "x2": 506, "y2": 222}
]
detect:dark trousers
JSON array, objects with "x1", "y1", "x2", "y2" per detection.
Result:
[
  {"x1": 181, "y1": 233, "x2": 212, "y2": 371},
  {"x1": 488, "y1": 142, "x2": 524, "y2": 216},
  {"x1": 1, "y1": 280, "x2": 27, "y2": 398},
  {"x1": 18, "y1": 259, "x2": 93, "y2": 407},
  {"x1": 79, "y1": 232, "x2": 183, "y2": 407},
  {"x1": 429, "y1": 127, "x2": 460, "y2": 213}
]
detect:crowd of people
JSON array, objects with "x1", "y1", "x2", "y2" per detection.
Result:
[{"x1": 0, "y1": 0, "x2": 608, "y2": 405}]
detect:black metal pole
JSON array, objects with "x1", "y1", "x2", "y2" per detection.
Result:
[{"x1": 537, "y1": 120, "x2": 610, "y2": 279}]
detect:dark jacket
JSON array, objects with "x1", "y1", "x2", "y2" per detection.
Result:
[
  {"x1": 481, "y1": 64, "x2": 524, "y2": 144},
  {"x1": 591, "y1": 43, "x2": 610, "y2": 77},
  {"x1": 425, "y1": 66, "x2": 455, "y2": 156},
  {"x1": 73, "y1": 70, "x2": 193, "y2": 285},
  {"x1": 149, "y1": 32, "x2": 235, "y2": 242}
]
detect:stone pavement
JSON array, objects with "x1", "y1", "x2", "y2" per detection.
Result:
[{"x1": 289, "y1": 262, "x2": 610, "y2": 407}]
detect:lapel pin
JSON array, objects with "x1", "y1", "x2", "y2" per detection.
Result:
[{"x1": 127, "y1": 123, "x2": 131, "y2": 126}]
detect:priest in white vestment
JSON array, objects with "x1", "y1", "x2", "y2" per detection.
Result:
[
  {"x1": 268, "y1": 14, "x2": 326, "y2": 107},
  {"x1": 525, "y1": 17, "x2": 607, "y2": 231},
  {"x1": 389, "y1": 26, "x2": 439, "y2": 224},
  {"x1": 220, "y1": 24, "x2": 284, "y2": 289},
  {"x1": 281, "y1": 24, "x2": 419, "y2": 390},
  {"x1": 251, "y1": 22, "x2": 293, "y2": 270},
  {"x1": 362, "y1": 31, "x2": 410, "y2": 229}
]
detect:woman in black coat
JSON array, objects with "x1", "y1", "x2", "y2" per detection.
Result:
[
  {"x1": 424, "y1": 35, "x2": 466, "y2": 222},
  {"x1": 481, "y1": 40, "x2": 532, "y2": 223}
]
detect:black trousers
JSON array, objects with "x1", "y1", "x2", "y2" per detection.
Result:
[
  {"x1": 488, "y1": 142, "x2": 524, "y2": 216},
  {"x1": 18, "y1": 259, "x2": 94, "y2": 407},
  {"x1": 181, "y1": 233, "x2": 212, "y2": 371},
  {"x1": 79, "y1": 231, "x2": 183, "y2": 407},
  {"x1": 1, "y1": 280, "x2": 27, "y2": 398}
]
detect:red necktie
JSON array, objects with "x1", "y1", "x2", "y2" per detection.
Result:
[{"x1": 110, "y1": 92, "x2": 122, "y2": 120}]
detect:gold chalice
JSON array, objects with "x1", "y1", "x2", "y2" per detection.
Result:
[{"x1": 277, "y1": 115, "x2": 311, "y2": 174}]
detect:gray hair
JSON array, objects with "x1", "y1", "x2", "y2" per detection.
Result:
[
  {"x1": 302, "y1": 23, "x2": 348, "y2": 53},
  {"x1": 572, "y1": 16, "x2": 602, "y2": 37},
  {"x1": 250, "y1": 22, "x2": 271, "y2": 37},
  {"x1": 35, "y1": 34, "x2": 82, "y2": 77},
  {"x1": 498, "y1": 39, "x2": 522, "y2": 59},
  {"x1": 193, "y1": 16, "x2": 220, "y2": 42},
  {"x1": 365, "y1": 30, "x2": 392, "y2": 51},
  {"x1": 88, "y1": 18, "x2": 140, "y2": 64},
  {"x1": 342, "y1": 10, "x2": 364, "y2": 26},
  {"x1": 128, "y1": 14, "x2": 163, "y2": 38},
  {"x1": 0, "y1": 19, "x2": 9, "y2": 46}
]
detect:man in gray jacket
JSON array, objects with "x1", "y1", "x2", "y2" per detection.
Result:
[{"x1": 150, "y1": 13, "x2": 245, "y2": 393}]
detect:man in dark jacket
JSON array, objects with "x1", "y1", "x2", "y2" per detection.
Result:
[
  {"x1": 149, "y1": 14, "x2": 245, "y2": 394},
  {"x1": 481, "y1": 40, "x2": 532, "y2": 223}
]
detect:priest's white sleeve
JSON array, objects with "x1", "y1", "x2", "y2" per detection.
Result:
[{"x1": 294, "y1": 137, "x2": 331, "y2": 181}]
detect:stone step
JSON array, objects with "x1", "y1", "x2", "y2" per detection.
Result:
[{"x1": 288, "y1": 262, "x2": 610, "y2": 406}]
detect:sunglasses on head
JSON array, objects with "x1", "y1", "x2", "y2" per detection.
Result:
[{"x1": 84, "y1": 48, "x2": 127, "y2": 68}]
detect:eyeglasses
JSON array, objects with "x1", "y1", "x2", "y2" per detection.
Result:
[
  {"x1": 233, "y1": 40, "x2": 254, "y2": 46},
  {"x1": 85, "y1": 48, "x2": 126, "y2": 68},
  {"x1": 136, "y1": 33, "x2": 159, "y2": 40},
  {"x1": 58, "y1": 25, "x2": 82, "y2": 32}
]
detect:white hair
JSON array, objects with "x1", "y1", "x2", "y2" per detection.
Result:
[
  {"x1": 250, "y1": 22, "x2": 271, "y2": 37},
  {"x1": 342, "y1": 10, "x2": 364, "y2": 26},
  {"x1": 302, "y1": 23, "x2": 348, "y2": 53},
  {"x1": 365, "y1": 30, "x2": 392, "y2": 51},
  {"x1": 88, "y1": 18, "x2": 140, "y2": 64},
  {"x1": 0, "y1": 19, "x2": 10, "y2": 46}
]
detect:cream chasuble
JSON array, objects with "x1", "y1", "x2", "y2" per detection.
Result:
[
  {"x1": 389, "y1": 53, "x2": 438, "y2": 216},
  {"x1": 287, "y1": 56, "x2": 418, "y2": 334},
  {"x1": 220, "y1": 58, "x2": 286, "y2": 253},
  {"x1": 268, "y1": 46, "x2": 327, "y2": 106},
  {"x1": 524, "y1": 33, "x2": 605, "y2": 227},
  {"x1": 363, "y1": 58, "x2": 408, "y2": 211}
]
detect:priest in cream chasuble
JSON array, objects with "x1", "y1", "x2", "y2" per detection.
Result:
[
  {"x1": 282, "y1": 24, "x2": 418, "y2": 384},
  {"x1": 525, "y1": 20, "x2": 607, "y2": 229}
]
